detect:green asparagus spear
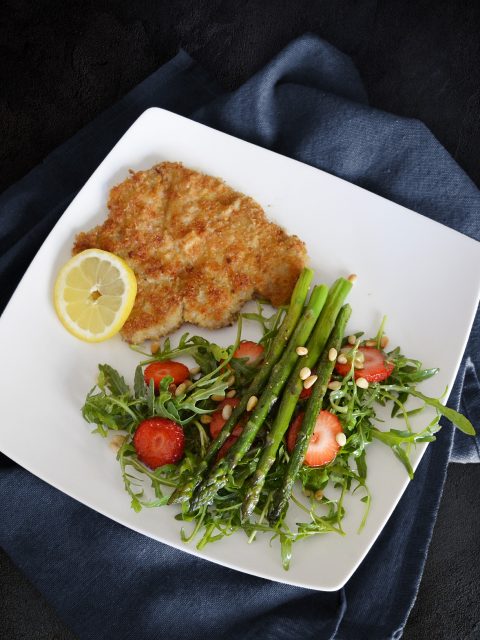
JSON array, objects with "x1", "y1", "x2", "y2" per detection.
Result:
[
  {"x1": 240, "y1": 280, "x2": 352, "y2": 520},
  {"x1": 268, "y1": 304, "x2": 352, "y2": 524},
  {"x1": 168, "y1": 267, "x2": 314, "y2": 505},
  {"x1": 189, "y1": 284, "x2": 329, "y2": 511}
]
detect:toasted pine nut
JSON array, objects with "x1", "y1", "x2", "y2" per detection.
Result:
[
  {"x1": 336, "y1": 433, "x2": 347, "y2": 447},
  {"x1": 347, "y1": 273, "x2": 357, "y2": 283},
  {"x1": 226, "y1": 389, "x2": 236, "y2": 398},
  {"x1": 365, "y1": 339, "x2": 376, "y2": 347},
  {"x1": 175, "y1": 382, "x2": 187, "y2": 396},
  {"x1": 355, "y1": 350, "x2": 365, "y2": 361},
  {"x1": 356, "y1": 377, "x2": 369, "y2": 389},
  {"x1": 328, "y1": 380, "x2": 342, "y2": 391},
  {"x1": 227, "y1": 374, "x2": 236, "y2": 387},
  {"x1": 337, "y1": 354, "x2": 348, "y2": 364},
  {"x1": 222, "y1": 404, "x2": 233, "y2": 420},
  {"x1": 347, "y1": 334, "x2": 356, "y2": 345},
  {"x1": 296, "y1": 346, "x2": 308, "y2": 356},
  {"x1": 314, "y1": 489, "x2": 324, "y2": 501},
  {"x1": 247, "y1": 395, "x2": 258, "y2": 411},
  {"x1": 150, "y1": 342, "x2": 160, "y2": 354},
  {"x1": 328, "y1": 347, "x2": 337, "y2": 362},
  {"x1": 109, "y1": 435, "x2": 126, "y2": 453},
  {"x1": 354, "y1": 359, "x2": 364, "y2": 369},
  {"x1": 200, "y1": 415, "x2": 212, "y2": 424},
  {"x1": 303, "y1": 374, "x2": 318, "y2": 389},
  {"x1": 299, "y1": 366, "x2": 311, "y2": 380},
  {"x1": 189, "y1": 366, "x2": 201, "y2": 376},
  {"x1": 212, "y1": 394, "x2": 225, "y2": 402},
  {"x1": 380, "y1": 335, "x2": 389, "y2": 349}
]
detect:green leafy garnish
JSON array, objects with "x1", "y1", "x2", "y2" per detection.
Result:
[{"x1": 80, "y1": 305, "x2": 474, "y2": 570}]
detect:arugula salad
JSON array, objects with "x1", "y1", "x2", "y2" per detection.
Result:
[{"x1": 81, "y1": 268, "x2": 474, "y2": 569}]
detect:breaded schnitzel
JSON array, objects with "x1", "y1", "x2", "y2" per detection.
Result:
[{"x1": 73, "y1": 162, "x2": 307, "y2": 343}]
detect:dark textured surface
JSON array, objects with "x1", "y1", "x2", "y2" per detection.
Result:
[
  {"x1": 1, "y1": 1, "x2": 480, "y2": 638},
  {"x1": 2, "y1": 0, "x2": 480, "y2": 194},
  {"x1": 1, "y1": 463, "x2": 479, "y2": 640}
]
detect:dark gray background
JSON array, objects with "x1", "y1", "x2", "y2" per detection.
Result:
[{"x1": 1, "y1": 1, "x2": 480, "y2": 638}]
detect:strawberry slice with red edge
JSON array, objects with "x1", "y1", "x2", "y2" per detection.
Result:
[
  {"x1": 287, "y1": 410, "x2": 344, "y2": 467},
  {"x1": 216, "y1": 435, "x2": 239, "y2": 461},
  {"x1": 133, "y1": 417, "x2": 185, "y2": 469},
  {"x1": 335, "y1": 346, "x2": 394, "y2": 383},
  {"x1": 233, "y1": 340, "x2": 264, "y2": 365},
  {"x1": 144, "y1": 360, "x2": 190, "y2": 391},
  {"x1": 299, "y1": 386, "x2": 312, "y2": 400},
  {"x1": 209, "y1": 398, "x2": 243, "y2": 439}
]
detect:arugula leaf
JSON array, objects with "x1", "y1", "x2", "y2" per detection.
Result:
[
  {"x1": 98, "y1": 364, "x2": 130, "y2": 395},
  {"x1": 241, "y1": 301, "x2": 286, "y2": 354},
  {"x1": 370, "y1": 422, "x2": 440, "y2": 477},
  {"x1": 409, "y1": 389, "x2": 476, "y2": 435},
  {"x1": 134, "y1": 365, "x2": 145, "y2": 399}
]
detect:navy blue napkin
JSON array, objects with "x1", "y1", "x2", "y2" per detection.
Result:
[{"x1": 1, "y1": 34, "x2": 479, "y2": 640}]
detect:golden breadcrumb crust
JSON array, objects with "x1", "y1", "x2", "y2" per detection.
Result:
[{"x1": 73, "y1": 162, "x2": 307, "y2": 343}]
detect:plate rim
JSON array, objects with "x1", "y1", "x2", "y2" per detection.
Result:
[{"x1": 1, "y1": 106, "x2": 479, "y2": 591}]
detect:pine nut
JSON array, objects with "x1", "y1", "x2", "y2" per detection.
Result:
[
  {"x1": 150, "y1": 342, "x2": 160, "y2": 354},
  {"x1": 347, "y1": 334, "x2": 356, "y2": 345},
  {"x1": 314, "y1": 489, "x2": 324, "y2": 501},
  {"x1": 222, "y1": 404, "x2": 233, "y2": 420},
  {"x1": 247, "y1": 395, "x2": 258, "y2": 411},
  {"x1": 227, "y1": 374, "x2": 236, "y2": 387},
  {"x1": 336, "y1": 433, "x2": 347, "y2": 447},
  {"x1": 175, "y1": 382, "x2": 187, "y2": 396},
  {"x1": 303, "y1": 374, "x2": 318, "y2": 389},
  {"x1": 380, "y1": 335, "x2": 389, "y2": 349},
  {"x1": 365, "y1": 339, "x2": 376, "y2": 347},
  {"x1": 200, "y1": 415, "x2": 212, "y2": 424},
  {"x1": 212, "y1": 394, "x2": 225, "y2": 402},
  {"x1": 355, "y1": 350, "x2": 365, "y2": 361},
  {"x1": 109, "y1": 435, "x2": 126, "y2": 453},
  {"x1": 189, "y1": 366, "x2": 201, "y2": 376},
  {"x1": 337, "y1": 354, "x2": 348, "y2": 364},
  {"x1": 356, "y1": 377, "x2": 369, "y2": 389},
  {"x1": 354, "y1": 359, "x2": 364, "y2": 369},
  {"x1": 347, "y1": 273, "x2": 357, "y2": 283},
  {"x1": 328, "y1": 380, "x2": 342, "y2": 391},
  {"x1": 296, "y1": 346, "x2": 308, "y2": 356},
  {"x1": 226, "y1": 389, "x2": 236, "y2": 398},
  {"x1": 299, "y1": 366, "x2": 311, "y2": 380},
  {"x1": 328, "y1": 347, "x2": 337, "y2": 362}
]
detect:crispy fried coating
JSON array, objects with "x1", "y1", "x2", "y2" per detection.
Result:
[{"x1": 73, "y1": 162, "x2": 307, "y2": 343}]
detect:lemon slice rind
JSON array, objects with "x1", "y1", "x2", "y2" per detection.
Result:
[{"x1": 54, "y1": 249, "x2": 137, "y2": 342}]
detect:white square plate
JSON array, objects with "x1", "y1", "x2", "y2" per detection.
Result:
[{"x1": 1, "y1": 108, "x2": 479, "y2": 591}]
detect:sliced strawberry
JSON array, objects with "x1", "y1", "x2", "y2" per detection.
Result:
[
  {"x1": 144, "y1": 360, "x2": 190, "y2": 391},
  {"x1": 287, "y1": 410, "x2": 343, "y2": 467},
  {"x1": 216, "y1": 435, "x2": 239, "y2": 461},
  {"x1": 334, "y1": 346, "x2": 394, "y2": 383},
  {"x1": 133, "y1": 418, "x2": 185, "y2": 469},
  {"x1": 209, "y1": 398, "x2": 243, "y2": 439},
  {"x1": 233, "y1": 340, "x2": 264, "y2": 365},
  {"x1": 299, "y1": 386, "x2": 312, "y2": 400}
]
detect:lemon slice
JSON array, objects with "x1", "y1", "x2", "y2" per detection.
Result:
[{"x1": 54, "y1": 249, "x2": 137, "y2": 342}]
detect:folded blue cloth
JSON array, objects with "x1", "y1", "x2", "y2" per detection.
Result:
[{"x1": 1, "y1": 34, "x2": 479, "y2": 640}]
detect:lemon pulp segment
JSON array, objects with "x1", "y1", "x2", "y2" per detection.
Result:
[{"x1": 54, "y1": 249, "x2": 137, "y2": 342}]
